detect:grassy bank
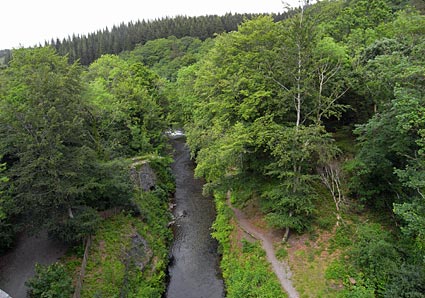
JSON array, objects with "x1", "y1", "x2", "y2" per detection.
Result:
[
  {"x1": 79, "y1": 156, "x2": 173, "y2": 297},
  {"x1": 211, "y1": 192, "x2": 287, "y2": 298}
]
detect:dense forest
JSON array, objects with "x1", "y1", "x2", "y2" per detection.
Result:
[
  {"x1": 0, "y1": 13, "x2": 290, "y2": 67},
  {"x1": 1, "y1": 0, "x2": 425, "y2": 297}
]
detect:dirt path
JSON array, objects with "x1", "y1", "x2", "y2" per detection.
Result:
[{"x1": 228, "y1": 202, "x2": 299, "y2": 298}]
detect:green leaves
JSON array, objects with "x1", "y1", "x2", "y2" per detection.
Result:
[
  {"x1": 0, "y1": 47, "x2": 97, "y2": 231},
  {"x1": 26, "y1": 262, "x2": 73, "y2": 298},
  {"x1": 178, "y1": 11, "x2": 348, "y2": 234},
  {"x1": 85, "y1": 54, "x2": 167, "y2": 157},
  {"x1": 194, "y1": 122, "x2": 252, "y2": 184},
  {"x1": 0, "y1": 161, "x2": 8, "y2": 221}
]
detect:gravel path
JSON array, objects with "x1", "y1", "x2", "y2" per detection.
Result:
[{"x1": 229, "y1": 202, "x2": 299, "y2": 298}]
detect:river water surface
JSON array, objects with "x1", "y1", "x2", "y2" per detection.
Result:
[
  {"x1": 0, "y1": 231, "x2": 67, "y2": 298},
  {"x1": 166, "y1": 135, "x2": 225, "y2": 298}
]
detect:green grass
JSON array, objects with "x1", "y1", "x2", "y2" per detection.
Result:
[
  {"x1": 81, "y1": 213, "x2": 131, "y2": 297},
  {"x1": 333, "y1": 126, "x2": 357, "y2": 157},
  {"x1": 274, "y1": 243, "x2": 289, "y2": 261},
  {"x1": 212, "y1": 193, "x2": 287, "y2": 298},
  {"x1": 79, "y1": 189, "x2": 172, "y2": 297}
]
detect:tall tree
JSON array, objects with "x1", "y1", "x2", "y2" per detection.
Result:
[
  {"x1": 84, "y1": 54, "x2": 168, "y2": 158},
  {"x1": 182, "y1": 13, "x2": 348, "y2": 238},
  {"x1": 258, "y1": 3, "x2": 348, "y2": 239},
  {"x1": 0, "y1": 47, "x2": 97, "y2": 232}
]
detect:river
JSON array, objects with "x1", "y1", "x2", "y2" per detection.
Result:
[
  {"x1": 166, "y1": 135, "x2": 225, "y2": 298},
  {"x1": 0, "y1": 231, "x2": 67, "y2": 298}
]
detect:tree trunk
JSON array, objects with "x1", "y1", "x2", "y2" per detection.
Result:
[
  {"x1": 68, "y1": 207, "x2": 74, "y2": 219},
  {"x1": 282, "y1": 226, "x2": 290, "y2": 243}
]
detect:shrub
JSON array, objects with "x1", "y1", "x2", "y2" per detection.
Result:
[
  {"x1": 384, "y1": 264, "x2": 425, "y2": 298},
  {"x1": 276, "y1": 247, "x2": 288, "y2": 260},
  {"x1": 26, "y1": 262, "x2": 73, "y2": 298},
  {"x1": 325, "y1": 259, "x2": 349, "y2": 281},
  {"x1": 329, "y1": 225, "x2": 353, "y2": 250},
  {"x1": 350, "y1": 224, "x2": 400, "y2": 294}
]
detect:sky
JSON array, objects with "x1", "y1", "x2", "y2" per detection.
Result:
[{"x1": 0, "y1": 0, "x2": 301, "y2": 50}]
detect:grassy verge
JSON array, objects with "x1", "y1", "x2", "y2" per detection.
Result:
[{"x1": 211, "y1": 192, "x2": 287, "y2": 298}]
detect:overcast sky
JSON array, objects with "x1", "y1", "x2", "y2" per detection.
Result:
[{"x1": 0, "y1": 0, "x2": 302, "y2": 50}]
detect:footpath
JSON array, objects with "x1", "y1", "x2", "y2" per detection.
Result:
[{"x1": 228, "y1": 200, "x2": 300, "y2": 298}]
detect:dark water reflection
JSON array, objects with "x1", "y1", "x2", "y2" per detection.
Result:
[
  {"x1": 166, "y1": 136, "x2": 225, "y2": 298},
  {"x1": 0, "y1": 231, "x2": 67, "y2": 298}
]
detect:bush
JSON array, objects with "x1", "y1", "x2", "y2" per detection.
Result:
[
  {"x1": 350, "y1": 224, "x2": 400, "y2": 295},
  {"x1": 342, "y1": 285, "x2": 375, "y2": 298},
  {"x1": 26, "y1": 262, "x2": 73, "y2": 298},
  {"x1": 329, "y1": 225, "x2": 353, "y2": 250},
  {"x1": 384, "y1": 264, "x2": 425, "y2": 298},
  {"x1": 212, "y1": 194, "x2": 286, "y2": 298},
  {"x1": 325, "y1": 259, "x2": 349, "y2": 281},
  {"x1": 48, "y1": 207, "x2": 101, "y2": 244},
  {"x1": 0, "y1": 219, "x2": 16, "y2": 253}
]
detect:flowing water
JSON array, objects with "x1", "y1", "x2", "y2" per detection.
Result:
[
  {"x1": 0, "y1": 231, "x2": 67, "y2": 298},
  {"x1": 166, "y1": 135, "x2": 225, "y2": 298}
]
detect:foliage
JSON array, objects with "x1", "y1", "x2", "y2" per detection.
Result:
[
  {"x1": 85, "y1": 54, "x2": 168, "y2": 158},
  {"x1": 48, "y1": 207, "x2": 101, "y2": 244},
  {"x1": 1, "y1": 1, "x2": 425, "y2": 297},
  {"x1": 275, "y1": 246, "x2": 288, "y2": 261},
  {"x1": 0, "y1": 161, "x2": 8, "y2": 220},
  {"x1": 180, "y1": 12, "x2": 348, "y2": 234},
  {"x1": 0, "y1": 160, "x2": 15, "y2": 252},
  {"x1": 350, "y1": 224, "x2": 400, "y2": 294},
  {"x1": 80, "y1": 214, "x2": 129, "y2": 297},
  {"x1": 81, "y1": 155, "x2": 173, "y2": 297},
  {"x1": 261, "y1": 184, "x2": 314, "y2": 233},
  {"x1": 123, "y1": 36, "x2": 205, "y2": 82},
  {"x1": 325, "y1": 259, "x2": 350, "y2": 281},
  {"x1": 384, "y1": 264, "x2": 425, "y2": 298},
  {"x1": 44, "y1": 13, "x2": 290, "y2": 66},
  {"x1": 211, "y1": 194, "x2": 286, "y2": 298},
  {"x1": 0, "y1": 47, "x2": 98, "y2": 232},
  {"x1": 26, "y1": 262, "x2": 73, "y2": 298}
]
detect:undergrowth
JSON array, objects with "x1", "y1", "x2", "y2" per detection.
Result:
[
  {"x1": 74, "y1": 155, "x2": 173, "y2": 297},
  {"x1": 211, "y1": 192, "x2": 287, "y2": 298}
]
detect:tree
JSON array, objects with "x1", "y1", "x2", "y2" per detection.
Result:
[
  {"x1": 0, "y1": 47, "x2": 97, "y2": 232},
  {"x1": 348, "y1": 9, "x2": 425, "y2": 208},
  {"x1": 0, "y1": 160, "x2": 15, "y2": 252},
  {"x1": 391, "y1": 87, "x2": 425, "y2": 255},
  {"x1": 84, "y1": 54, "x2": 168, "y2": 158},
  {"x1": 182, "y1": 13, "x2": 347, "y2": 239},
  {"x1": 258, "y1": 3, "x2": 348, "y2": 239}
]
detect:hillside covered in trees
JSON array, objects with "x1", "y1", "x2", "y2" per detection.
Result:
[
  {"x1": 0, "y1": 12, "x2": 290, "y2": 67},
  {"x1": 1, "y1": 0, "x2": 425, "y2": 297}
]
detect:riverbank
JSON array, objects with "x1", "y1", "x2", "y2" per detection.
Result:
[
  {"x1": 211, "y1": 192, "x2": 288, "y2": 298},
  {"x1": 227, "y1": 198, "x2": 299, "y2": 298},
  {"x1": 77, "y1": 155, "x2": 174, "y2": 297}
]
